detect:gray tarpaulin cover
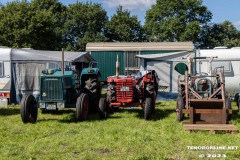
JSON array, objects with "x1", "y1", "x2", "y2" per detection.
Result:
[
  {"x1": 11, "y1": 49, "x2": 94, "y2": 62},
  {"x1": 10, "y1": 49, "x2": 94, "y2": 103}
]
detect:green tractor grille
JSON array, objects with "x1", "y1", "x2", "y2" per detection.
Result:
[{"x1": 41, "y1": 78, "x2": 63, "y2": 101}]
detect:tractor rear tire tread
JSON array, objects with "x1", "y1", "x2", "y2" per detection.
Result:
[
  {"x1": 144, "y1": 98, "x2": 152, "y2": 120},
  {"x1": 226, "y1": 98, "x2": 232, "y2": 121},
  {"x1": 84, "y1": 76, "x2": 100, "y2": 111},
  {"x1": 145, "y1": 83, "x2": 154, "y2": 98},
  {"x1": 107, "y1": 84, "x2": 116, "y2": 102},
  {"x1": 99, "y1": 98, "x2": 108, "y2": 120},
  {"x1": 176, "y1": 96, "x2": 184, "y2": 122}
]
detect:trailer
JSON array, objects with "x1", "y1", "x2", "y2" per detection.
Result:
[
  {"x1": 198, "y1": 47, "x2": 240, "y2": 113},
  {"x1": 0, "y1": 48, "x2": 11, "y2": 107}
]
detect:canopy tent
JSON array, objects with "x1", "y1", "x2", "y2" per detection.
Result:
[{"x1": 136, "y1": 50, "x2": 194, "y2": 99}]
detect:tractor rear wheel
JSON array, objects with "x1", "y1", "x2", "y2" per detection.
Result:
[
  {"x1": 176, "y1": 96, "x2": 184, "y2": 122},
  {"x1": 226, "y1": 98, "x2": 232, "y2": 121},
  {"x1": 20, "y1": 94, "x2": 38, "y2": 123},
  {"x1": 99, "y1": 98, "x2": 108, "y2": 120},
  {"x1": 144, "y1": 98, "x2": 152, "y2": 120},
  {"x1": 107, "y1": 84, "x2": 116, "y2": 102},
  {"x1": 84, "y1": 76, "x2": 100, "y2": 111},
  {"x1": 75, "y1": 93, "x2": 89, "y2": 121},
  {"x1": 145, "y1": 83, "x2": 156, "y2": 113},
  {"x1": 145, "y1": 83, "x2": 154, "y2": 97}
]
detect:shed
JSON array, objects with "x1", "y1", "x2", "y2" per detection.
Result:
[
  {"x1": 86, "y1": 42, "x2": 194, "y2": 82},
  {"x1": 86, "y1": 42, "x2": 194, "y2": 99}
]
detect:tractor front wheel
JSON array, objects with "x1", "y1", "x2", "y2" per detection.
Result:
[
  {"x1": 144, "y1": 98, "x2": 152, "y2": 120},
  {"x1": 75, "y1": 93, "x2": 89, "y2": 121},
  {"x1": 176, "y1": 96, "x2": 184, "y2": 122},
  {"x1": 20, "y1": 94, "x2": 38, "y2": 123},
  {"x1": 98, "y1": 98, "x2": 108, "y2": 120}
]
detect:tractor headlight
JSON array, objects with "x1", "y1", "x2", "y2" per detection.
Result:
[
  {"x1": 57, "y1": 102, "x2": 65, "y2": 108},
  {"x1": 39, "y1": 102, "x2": 45, "y2": 108}
]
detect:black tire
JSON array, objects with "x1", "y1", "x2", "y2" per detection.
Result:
[
  {"x1": 41, "y1": 109, "x2": 47, "y2": 114},
  {"x1": 85, "y1": 77, "x2": 98, "y2": 93},
  {"x1": 151, "y1": 91, "x2": 156, "y2": 113},
  {"x1": 226, "y1": 98, "x2": 232, "y2": 121},
  {"x1": 84, "y1": 76, "x2": 100, "y2": 111},
  {"x1": 238, "y1": 98, "x2": 240, "y2": 113},
  {"x1": 20, "y1": 94, "x2": 38, "y2": 123},
  {"x1": 107, "y1": 83, "x2": 116, "y2": 102},
  {"x1": 75, "y1": 93, "x2": 89, "y2": 121},
  {"x1": 144, "y1": 98, "x2": 152, "y2": 120},
  {"x1": 176, "y1": 96, "x2": 184, "y2": 122},
  {"x1": 178, "y1": 83, "x2": 185, "y2": 100},
  {"x1": 145, "y1": 83, "x2": 154, "y2": 97},
  {"x1": 235, "y1": 93, "x2": 239, "y2": 106},
  {"x1": 99, "y1": 98, "x2": 108, "y2": 120}
]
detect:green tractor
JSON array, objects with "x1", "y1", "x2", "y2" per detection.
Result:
[{"x1": 20, "y1": 62, "x2": 101, "y2": 123}]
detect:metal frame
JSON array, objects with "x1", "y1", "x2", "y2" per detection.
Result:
[{"x1": 182, "y1": 71, "x2": 231, "y2": 124}]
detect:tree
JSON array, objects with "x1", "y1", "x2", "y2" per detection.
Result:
[
  {"x1": 0, "y1": 0, "x2": 65, "y2": 50},
  {"x1": 28, "y1": 0, "x2": 66, "y2": 50},
  {"x1": 63, "y1": 2, "x2": 107, "y2": 51},
  {"x1": 144, "y1": 0, "x2": 212, "y2": 42},
  {"x1": 105, "y1": 6, "x2": 145, "y2": 42},
  {"x1": 0, "y1": 1, "x2": 30, "y2": 48},
  {"x1": 200, "y1": 21, "x2": 240, "y2": 48}
]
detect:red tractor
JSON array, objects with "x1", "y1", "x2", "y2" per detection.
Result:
[{"x1": 98, "y1": 56, "x2": 158, "y2": 120}]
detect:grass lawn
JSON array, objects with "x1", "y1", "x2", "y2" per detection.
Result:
[{"x1": 0, "y1": 101, "x2": 240, "y2": 160}]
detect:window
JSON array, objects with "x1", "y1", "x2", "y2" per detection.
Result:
[
  {"x1": 211, "y1": 61, "x2": 234, "y2": 77},
  {"x1": 211, "y1": 61, "x2": 231, "y2": 73},
  {"x1": 48, "y1": 62, "x2": 60, "y2": 69},
  {"x1": 125, "y1": 51, "x2": 140, "y2": 75},
  {"x1": 0, "y1": 62, "x2": 3, "y2": 77}
]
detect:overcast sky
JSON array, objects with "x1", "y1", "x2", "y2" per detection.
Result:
[{"x1": 0, "y1": 0, "x2": 239, "y2": 29}]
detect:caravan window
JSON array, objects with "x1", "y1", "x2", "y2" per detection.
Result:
[
  {"x1": 211, "y1": 61, "x2": 231, "y2": 73},
  {"x1": 0, "y1": 62, "x2": 3, "y2": 77},
  {"x1": 211, "y1": 61, "x2": 233, "y2": 77}
]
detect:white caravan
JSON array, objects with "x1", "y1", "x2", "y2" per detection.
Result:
[
  {"x1": 0, "y1": 48, "x2": 11, "y2": 107},
  {"x1": 197, "y1": 47, "x2": 240, "y2": 103}
]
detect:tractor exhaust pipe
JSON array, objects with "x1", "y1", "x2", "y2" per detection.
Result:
[
  {"x1": 116, "y1": 54, "x2": 119, "y2": 77},
  {"x1": 62, "y1": 48, "x2": 64, "y2": 75}
]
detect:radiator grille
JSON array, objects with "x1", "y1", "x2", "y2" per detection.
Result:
[
  {"x1": 41, "y1": 78, "x2": 63, "y2": 101},
  {"x1": 116, "y1": 80, "x2": 133, "y2": 102}
]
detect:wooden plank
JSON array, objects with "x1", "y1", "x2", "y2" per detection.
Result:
[
  {"x1": 183, "y1": 124, "x2": 238, "y2": 132},
  {"x1": 194, "y1": 109, "x2": 223, "y2": 114},
  {"x1": 182, "y1": 109, "x2": 232, "y2": 114}
]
